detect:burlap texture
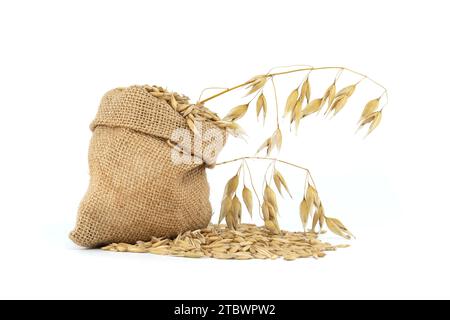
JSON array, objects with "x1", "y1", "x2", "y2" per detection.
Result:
[{"x1": 70, "y1": 86, "x2": 225, "y2": 248}]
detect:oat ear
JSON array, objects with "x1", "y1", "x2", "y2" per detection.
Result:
[
  {"x1": 264, "y1": 219, "x2": 280, "y2": 235},
  {"x1": 360, "y1": 98, "x2": 380, "y2": 120},
  {"x1": 245, "y1": 75, "x2": 267, "y2": 96},
  {"x1": 257, "y1": 137, "x2": 272, "y2": 155},
  {"x1": 242, "y1": 186, "x2": 254, "y2": 218},
  {"x1": 292, "y1": 98, "x2": 304, "y2": 131},
  {"x1": 305, "y1": 184, "x2": 318, "y2": 208},
  {"x1": 321, "y1": 82, "x2": 336, "y2": 109},
  {"x1": 223, "y1": 104, "x2": 249, "y2": 122},
  {"x1": 272, "y1": 128, "x2": 283, "y2": 151},
  {"x1": 231, "y1": 196, "x2": 242, "y2": 225},
  {"x1": 219, "y1": 196, "x2": 232, "y2": 224},
  {"x1": 256, "y1": 93, "x2": 267, "y2": 122},
  {"x1": 358, "y1": 110, "x2": 382, "y2": 135},
  {"x1": 273, "y1": 169, "x2": 292, "y2": 198},
  {"x1": 301, "y1": 78, "x2": 311, "y2": 103},
  {"x1": 300, "y1": 198, "x2": 310, "y2": 232},
  {"x1": 264, "y1": 184, "x2": 278, "y2": 213},
  {"x1": 367, "y1": 111, "x2": 382, "y2": 136},
  {"x1": 335, "y1": 84, "x2": 356, "y2": 98},
  {"x1": 224, "y1": 174, "x2": 240, "y2": 198},
  {"x1": 302, "y1": 98, "x2": 323, "y2": 117},
  {"x1": 261, "y1": 202, "x2": 270, "y2": 221},
  {"x1": 325, "y1": 217, "x2": 353, "y2": 239},
  {"x1": 284, "y1": 88, "x2": 299, "y2": 117}
]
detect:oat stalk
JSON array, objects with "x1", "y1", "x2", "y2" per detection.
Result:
[
  {"x1": 198, "y1": 66, "x2": 388, "y2": 105},
  {"x1": 270, "y1": 76, "x2": 280, "y2": 128},
  {"x1": 197, "y1": 65, "x2": 387, "y2": 141}
]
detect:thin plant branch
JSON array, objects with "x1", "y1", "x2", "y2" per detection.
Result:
[
  {"x1": 270, "y1": 76, "x2": 280, "y2": 128},
  {"x1": 197, "y1": 86, "x2": 229, "y2": 102},
  {"x1": 216, "y1": 156, "x2": 317, "y2": 189},
  {"x1": 243, "y1": 160, "x2": 263, "y2": 220}
]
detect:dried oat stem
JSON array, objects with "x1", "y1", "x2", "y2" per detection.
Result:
[
  {"x1": 198, "y1": 66, "x2": 388, "y2": 104},
  {"x1": 243, "y1": 160, "x2": 263, "y2": 218},
  {"x1": 197, "y1": 86, "x2": 229, "y2": 101},
  {"x1": 216, "y1": 156, "x2": 317, "y2": 188},
  {"x1": 266, "y1": 64, "x2": 314, "y2": 74},
  {"x1": 270, "y1": 76, "x2": 280, "y2": 128},
  {"x1": 198, "y1": 80, "x2": 255, "y2": 104}
]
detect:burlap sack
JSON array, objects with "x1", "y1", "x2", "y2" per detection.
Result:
[{"x1": 70, "y1": 85, "x2": 225, "y2": 248}]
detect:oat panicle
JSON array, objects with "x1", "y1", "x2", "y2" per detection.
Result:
[{"x1": 200, "y1": 65, "x2": 387, "y2": 241}]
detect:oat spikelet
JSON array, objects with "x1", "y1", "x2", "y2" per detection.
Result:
[
  {"x1": 325, "y1": 217, "x2": 345, "y2": 238},
  {"x1": 273, "y1": 169, "x2": 292, "y2": 198},
  {"x1": 301, "y1": 78, "x2": 311, "y2": 103},
  {"x1": 242, "y1": 186, "x2": 253, "y2": 217},
  {"x1": 367, "y1": 111, "x2": 382, "y2": 135},
  {"x1": 261, "y1": 184, "x2": 279, "y2": 236},
  {"x1": 272, "y1": 128, "x2": 283, "y2": 151},
  {"x1": 231, "y1": 196, "x2": 242, "y2": 224},
  {"x1": 329, "y1": 95, "x2": 349, "y2": 116},
  {"x1": 300, "y1": 198, "x2": 310, "y2": 232},
  {"x1": 273, "y1": 174, "x2": 282, "y2": 196},
  {"x1": 264, "y1": 219, "x2": 280, "y2": 234},
  {"x1": 264, "y1": 184, "x2": 278, "y2": 213},
  {"x1": 323, "y1": 83, "x2": 356, "y2": 116},
  {"x1": 319, "y1": 208, "x2": 325, "y2": 230},
  {"x1": 226, "y1": 208, "x2": 237, "y2": 230},
  {"x1": 329, "y1": 217, "x2": 354, "y2": 238},
  {"x1": 261, "y1": 202, "x2": 270, "y2": 221},
  {"x1": 219, "y1": 196, "x2": 232, "y2": 224},
  {"x1": 335, "y1": 84, "x2": 356, "y2": 99},
  {"x1": 312, "y1": 204, "x2": 325, "y2": 232},
  {"x1": 361, "y1": 98, "x2": 380, "y2": 120},
  {"x1": 312, "y1": 209, "x2": 320, "y2": 232},
  {"x1": 256, "y1": 93, "x2": 267, "y2": 121},
  {"x1": 224, "y1": 104, "x2": 249, "y2": 121},
  {"x1": 302, "y1": 98, "x2": 323, "y2": 117},
  {"x1": 266, "y1": 202, "x2": 277, "y2": 221},
  {"x1": 257, "y1": 128, "x2": 282, "y2": 155},
  {"x1": 292, "y1": 98, "x2": 304, "y2": 130},
  {"x1": 325, "y1": 217, "x2": 353, "y2": 239},
  {"x1": 321, "y1": 82, "x2": 336, "y2": 109},
  {"x1": 284, "y1": 88, "x2": 299, "y2": 117},
  {"x1": 246, "y1": 75, "x2": 267, "y2": 96},
  {"x1": 257, "y1": 137, "x2": 273, "y2": 155},
  {"x1": 305, "y1": 184, "x2": 319, "y2": 208},
  {"x1": 358, "y1": 111, "x2": 382, "y2": 135},
  {"x1": 224, "y1": 174, "x2": 239, "y2": 198},
  {"x1": 358, "y1": 112, "x2": 377, "y2": 127}
]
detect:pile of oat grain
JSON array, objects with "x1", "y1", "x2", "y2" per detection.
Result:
[{"x1": 102, "y1": 224, "x2": 349, "y2": 260}]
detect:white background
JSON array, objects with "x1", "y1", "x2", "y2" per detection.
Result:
[{"x1": 0, "y1": 0, "x2": 449, "y2": 300}]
